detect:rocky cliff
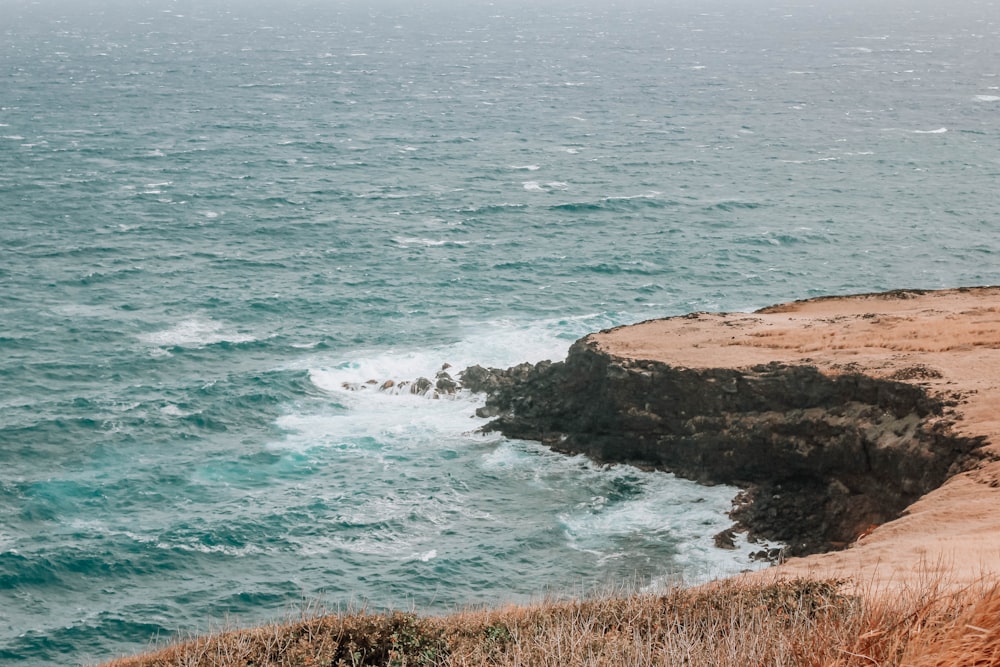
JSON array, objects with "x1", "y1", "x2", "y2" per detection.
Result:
[{"x1": 461, "y1": 333, "x2": 985, "y2": 557}]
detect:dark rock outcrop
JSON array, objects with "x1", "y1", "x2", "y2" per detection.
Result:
[{"x1": 463, "y1": 339, "x2": 985, "y2": 557}]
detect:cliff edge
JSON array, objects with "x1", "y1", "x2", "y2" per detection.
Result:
[{"x1": 464, "y1": 287, "x2": 1000, "y2": 584}]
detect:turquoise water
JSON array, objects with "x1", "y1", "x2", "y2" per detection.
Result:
[{"x1": 2, "y1": 0, "x2": 999, "y2": 663}]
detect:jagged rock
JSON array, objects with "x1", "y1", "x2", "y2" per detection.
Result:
[
  {"x1": 751, "y1": 548, "x2": 785, "y2": 562},
  {"x1": 457, "y1": 365, "x2": 492, "y2": 393},
  {"x1": 411, "y1": 377, "x2": 433, "y2": 395},
  {"x1": 713, "y1": 527, "x2": 738, "y2": 550},
  {"x1": 459, "y1": 361, "x2": 553, "y2": 399},
  {"x1": 435, "y1": 370, "x2": 458, "y2": 394},
  {"x1": 475, "y1": 404, "x2": 503, "y2": 419}
]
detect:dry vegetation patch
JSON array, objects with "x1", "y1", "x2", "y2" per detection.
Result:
[{"x1": 101, "y1": 577, "x2": 1000, "y2": 667}]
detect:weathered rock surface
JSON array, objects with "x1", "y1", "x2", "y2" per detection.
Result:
[{"x1": 462, "y1": 302, "x2": 989, "y2": 558}]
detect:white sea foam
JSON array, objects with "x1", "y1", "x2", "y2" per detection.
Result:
[
  {"x1": 277, "y1": 316, "x2": 614, "y2": 455},
  {"x1": 139, "y1": 317, "x2": 256, "y2": 349},
  {"x1": 522, "y1": 180, "x2": 569, "y2": 192},
  {"x1": 157, "y1": 541, "x2": 264, "y2": 557},
  {"x1": 912, "y1": 127, "x2": 947, "y2": 134},
  {"x1": 559, "y1": 467, "x2": 770, "y2": 580},
  {"x1": 273, "y1": 393, "x2": 490, "y2": 452},
  {"x1": 975, "y1": 95, "x2": 1000, "y2": 102},
  {"x1": 605, "y1": 190, "x2": 661, "y2": 201},
  {"x1": 160, "y1": 404, "x2": 189, "y2": 417},
  {"x1": 392, "y1": 236, "x2": 468, "y2": 247},
  {"x1": 511, "y1": 164, "x2": 540, "y2": 171},
  {"x1": 482, "y1": 439, "x2": 770, "y2": 581},
  {"x1": 298, "y1": 316, "x2": 601, "y2": 386}
]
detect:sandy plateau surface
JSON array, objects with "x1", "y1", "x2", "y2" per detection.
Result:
[{"x1": 591, "y1": 287, "x2": 1000, "y2": 589}]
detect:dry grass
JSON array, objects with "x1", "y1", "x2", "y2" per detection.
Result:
[
  {"x1": 900, "y1": 582, "x2": 1000, "y2": 667},
  {"x1": 100, "y1": 576, "x2": 1000, "y2": 667}
]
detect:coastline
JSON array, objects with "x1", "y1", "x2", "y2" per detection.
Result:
[
  {"x1": 101, "y1": 286, "x2": 1000, "y2": 666},
  {"x1": 473, "y1": 286, "x2": 1000, "y2": 588}
]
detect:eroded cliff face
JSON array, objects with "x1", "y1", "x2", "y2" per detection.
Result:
[{"x1": 462, "y1": 339, "x2": 985, "y2": 557}]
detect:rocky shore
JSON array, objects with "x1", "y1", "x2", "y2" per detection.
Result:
[
  {"x1": 461, "y1": 344, "x2": 982, "y2": 557},
  {"x1": 461, "y1": 287, "x2": 1000, "y2": 583}
]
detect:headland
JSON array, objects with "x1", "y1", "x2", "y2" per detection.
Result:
[{"x1": 466, "y1": 286, "x2": 1000, "y2": 588}]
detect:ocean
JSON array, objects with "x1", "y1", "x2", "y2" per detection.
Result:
[{"x1": 1, "y1": 0, "x2": 998, "y2": 663}]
